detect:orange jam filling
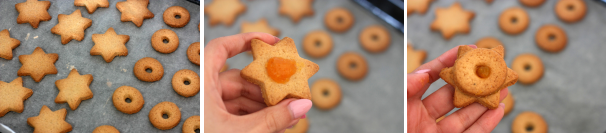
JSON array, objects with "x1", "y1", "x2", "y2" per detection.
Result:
[{"x1": 266, "y1": 57, "x2": 297, "y2": 84}]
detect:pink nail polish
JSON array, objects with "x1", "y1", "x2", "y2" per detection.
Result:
[
  {"x1": 288, "y1": 99, "x2": 312, "y2": 119},
  {"x1": 414, "y1": 69, "x2": 430, "y2": 74},
  {"x1": 499, "y1": 103, "x2": 505, "y2": 108},
  {"x1": 468, "y1": 45, "x2": 477, "y2": 48},
  {"x1": 301, "y1": 114, "x2": 306, "y2": 119}
]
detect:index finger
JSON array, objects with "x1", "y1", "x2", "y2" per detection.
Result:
[
  {"x1": 204, "y1": 32, "x2": 280, "y2": 73},
  {"x1": 411, "y1": 45, "x2": 476, "y2": 84}
]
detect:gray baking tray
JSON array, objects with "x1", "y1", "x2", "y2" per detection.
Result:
[
  {"x1": 0, "y1": 0, "x2": 200, "y2": 132},
  {"x1": 408, "y1": 0, "x2": 606, "y2": 132},
  {"x1": 203, "y1": 0, "x2": 404, "y2": 132}
]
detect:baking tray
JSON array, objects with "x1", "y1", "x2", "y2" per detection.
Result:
[
  {"x1": 203, "y1": 0, "x2": 404, "y2": 132},
  {"x1": 408, "y1": 0, "x2": 606, "y2": 132},
  {"x1": 0, "y1": 0, "x2": 200, "y2": 132}
]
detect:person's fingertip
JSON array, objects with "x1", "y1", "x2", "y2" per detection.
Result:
[
  {"x1": 300, "y1": 114, "x2": 306, "y2": 119},
  {"x1": 274, "y1": 36, "x2": 280, "y2": 44},
  {"x1": 287, "y1": 99, "x2": 312, "y2": 119},
  {"x1": 499, "y1": 103, "x2": 505, "y2": 108},
  {"x1": 414, "y1": 69, "x2": 431, "y2": 74},
  {"x1": 468, "y1": 44, "x2": 477, "y2": 49}
]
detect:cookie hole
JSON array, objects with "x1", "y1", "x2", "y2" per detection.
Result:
[
  {"x1": 349, "y1": 62, "x2": 357, "y2": 69},
  {"x1": 524, "y1": 64, "x2": 531, "y2": 71},
  {"x1": 322, "y1": 89, "x2": 329, "y2": 97},
  {"x1": 475, "y1": 65, "x2": 491, "y2": 78},
  {"x1": 337, "y1": 16, "x2": 343, "y2": 23},
  {"x1": 371, "y1": 34, "x2": 379, "y2": 41},
  {"x1": 548, "y1": 34, "x2": 556, "y2": 41},
  {"x1": 146, "y1": 68, "x2": 153, "y2": 73},
  {"x1": 125, "y1": 98, "x2": 131, "y2": 103},
  {"x1": 175, "y1": 15, "x2": 181, "y2": 19},
  {"x1": 184, "y1": 80, "x2": 191, "y2": 85},
  {"x1": 511, "y1": 17, "x2": 518, "y2": 24},
  {"x1": 526, "y1": 125, "x2": 534, "y2": 132},
  {"x1": 195, "y1": 129, "x2": 200, "y2": 133},
  {"x1": 315, "y1": 40, "x2": 322, "y2": 47},
  {"x1": 567, "y1": 5, "x2": 574, "y2": 11},
  {"x1": 163, "y1": 39, "x2": 169, "y2": 44},
  {"x1": 162, "y1": 113, "x2": 169, "y2": 119}
]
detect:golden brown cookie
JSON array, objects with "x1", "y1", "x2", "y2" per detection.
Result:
[
  {"x1": 0, "y1": 77, "x2": 33, "y2": 117},
  {"x1": 512, "y1": 53, "x2": 544, "y2": 85},
  {"x1": 241, "y1": 18, "x2": 280, "y2": 36},
  {"x1": 163, "y1": 6, "x2": 190, "y2": 28},
  {"x1": 55, "y1": 69, "x2": 94, "y2": 110},
  {"x1": 51, "y1": 9, "x2": 92, "y2": 44},
  {"x1": 15, "y1": 0, "x2": 52, "y2": 29},
  {"x1": 172, "y1": 69, "x2": 200, "y2": 97},
  {"x1": 436, "y1": 116, "x2": 445, "y2": 122},
  {"x1": 149, "y1": 101, "x2": 181, "y2": 130},
  {"x1": 555, "y1": 0, "x2": 586, "y2": 23},
  {"x1": 74, "y1": 0, "x2": 109, "y2": 14},
  {"x1": 240, "y1": 37, "x2": 319, "y2": 106},
  {"x1": 187, "y1": 42, "x2": 200, "y2": 66},
  {"x1": 535, "y1": 24, "x2": 567, "y2": 53},
  {"x1": 91, "y1": 27, "x2": 130, "y2": 63},
  {"x1": 303, "y1": 30, "x2": 333, "y2": 58},
  {"x1": 407, "y1": 44, "x2": 427, "y2": 73},
  {"x1": 112, "y1": 86, "x2": 144, "y2": 114},
  {"x1": 116, "y1": 0, "x2": 154, "y2": 27},
  {"x1": 439, "y1": 45, "x2": 518, "y2": 109},
  {"x1": 475, "y1": 37, "x2": 504, "y2": 54},
  {"x1": 134, "y1": 57, "x2": 164, "y2": 82},
  {"x1": 311, "y1": 78, "x2": 341, "y2": 110},
  {"x1": 279, "y1": 0, "x2": 314, "y2": 23},
  {"x1": 220, "y1": 63, "x2": 229, "y2": 72},
  {"x1": 430, "y1": 2, "x2": 475, "y2": 40},
  {"x1": 519, "y1": 0, "x2": 545, "y2": 7},
  {"x1": 151, "y1": 29, "x2": 179, "y2": 54},
  {"x1": 18, "y1": 47, "x2": 58, "y2": 82},
  {"x1": 285, "y1": 118, "x2": 309, "y2": 133},
  {"x1": 360, "y1": 25, "x2": 391, "y2": 53},
  {"x1": 0, "y1": 29, "x2": 21, "y2": 60},
  {"x1": 512, "y1": 111, "x2": 548, "y2": 133},
  {"x1": 93, "y1": 125, "x2": 120, "y2": 133},
  {"x1": 27, "y1": 105, "x2": 72, "y2": 133},
  {"x1": 502, "y1": 91, "x2": 514, "y2": 116},
  {"x1": 337, "y1": 52, "x2": 368, "y2": 81},
  {"x1": 324, "y1": 7, "x2": 354, "y2": 33},
  {"x1": 407, "y1": 0, "x2": 433, "y2": 16},
  {"x1": 204, "y1": 0, "x2": 246, "y2": 26},
  {"x1": 499, "y1": 7, "x2": 529, "y2": 35},
  {"x1": 182, "y1": 115, "x2": 200, "y2": 133}
]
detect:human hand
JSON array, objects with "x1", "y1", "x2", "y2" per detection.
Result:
[
  {"x1": 407, "y1": 45, "x2": 508, "y2": 133},
  {"x1": 204, "y1": 32, "x2": 312, "y2": 133}
]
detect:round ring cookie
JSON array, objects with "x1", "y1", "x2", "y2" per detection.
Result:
[
  {"x1": 134, "y1": 57, "x2": 165, "y2": 82},
  {"x1": 112, "y1": 86, "x2": 145, "y2": 114},
  {"x1": 187, "y1": 42, "x2": 200, "y2": 65},
  {"x1": 151, "y1": 29, "x2": 180, "y2": 54},
  {"x1": 512, "y1": 111, "x2": 548, "y2": 133},
  {"x1": 512, "y1": 53, "x2": 544, "y2": 84},
  {"x1": 182, "y1": 115, "x2": 200, "y2": 133},
  {"x1": 285, "y1": 118, "x2": 309, "y2": 133},
  {"x1": 359, "y1": 25, "x2": 391, "y2": 53},
  {"x1": 311, "y1": 78, "x2": 341, "y2": 110},
  {"x1": 519, "y1": 0, "x2": 545, "y2": 7},
  {"x1": 535, "y1": 24, "x2": 567, "y2": 53},
  {"x1": 475, "y1": 37, "x2": 504, "y2": 56},
  {"x1": 324, "y1": 7, "x2": 354, "y2": 33},
  {"x1": 337, "y1": 52, "x2": 368, "y2": 81},
  {"x1": 163, "y1": 6, "x2": 190, "y2": 28},
  {"x1": 555, "y1": 0, "x2": 586, "y2": 23},
  {"x1": 172, "y1": 69, "x2": 200, "y2": 97},
  {"x1": 149, "y1": 101, "x2": 181, "y2": 130},
  {"x1": 502, "y1": 91, "x2": 515, "y2": 116},
  {"x1": 93, "y1": 125, "x2": 119, "y2": 133},
  {"x1": 454, "y1": 47, "x2": 508, "y2": 96},
  {"x1": 303, "y1": 30, "x2": 333, "y2": 58},
  {"x1": 499, "y1": 7, "x2": 529, "y2": 35}
]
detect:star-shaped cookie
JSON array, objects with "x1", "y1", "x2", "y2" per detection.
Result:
[
  {"x1": 18, "y1": 47, "x2": 58, "y2": 82},
  {"x1": 15, "y1": 0, "x2": 52, "y2": 29},
  {"x1": 407, "y1": 44, "x2": 426, "y2": 73},
  {"x1": 91, "y1": 27, "x2": 130, "y2": 62},
  {"x1": 440, "y1": 45, "x2": 518, "y2": 109},
  {"x1": 430, "y1": 2, "x2": 475, "y2": 40},
  {"x1": 241, "y1": 18, "x2": 280, "y2": 36},
  {"x1": 204, "y1": 0, "x2": 246, "y2": 26},
  {"x1": 116, "y1": 0, "x2": 155, "y2": 27},
  {"x1": 0, "y1": 29, "x2": 21, "y2": 60},
  {"x1": 279, "y1": 0, "x2": 314, "y2": 23},
  {"x1": 241, "y1": 37, "x2": 319, "y2": 106},
  {"x1": 55, "y1": 69, "x2": 94, "y2": 110},
  {"x1": 51, "y1": 9, "x2": 92, "y2": 44},
  {"x1": 0, "y1": 77, "x2": 33, "y2": 117},
  {"x1": 27, "y1": 105, "x2": 72, "y2": 133},
  {"x1": 74, "y1": 0, "x2": 109, "y2": 14},
  {"x1": 407, "y1": 0, "x2": 433, "y2": 16}
]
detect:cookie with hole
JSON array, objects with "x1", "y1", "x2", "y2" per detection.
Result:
[
  {"x1": 311, "y1": 78, "x2": 341, "y2": 110},
  {"x1": 519, "y1": 0, "x2": 545, "y2": 7},
  {"x1": 182, "y1": 115, "x2": 200, "y2": 133},
  {"x1": 324, "y1": 7, "x2": 354, "y2": 33},
  {"x1": 512, "y1": 53, "x2": 544, "y2": 85},
  {"x1": 151, "y1": 29, "x2": 179, "y2": 54},
  {"x1": 187, "y1": 42, "x2": 200, "y2": 66},
  {"x1": 163, "y1": 6, "x2": 190, "y2": 28},
  {"x1": 149, "y1": 101, "x2": 181, "y2": 130},
  {"x1": 439, "y1": 45, "x2": 518, "y2": 109},
  {"x1": 475, "y1": 37, "x2": 504, "y2": 56},
  {"x1": 93, "y1": 125, "x2": 120, "y2": 133},
  {"x1": 172, "y1": 69, "x2": 200, "y2": 97},
  {"x1": 112, "y1": 86, "x2": 144, "y2": 114},
  {"x1": 535, "y1": 24, "x2": 567, "y2": 53},
  {"x1": 555, "y1": 0, "x2": 586, "y2": 23},
  {"x1": 337, "y1": 52, "x2": 368, "y2": 81},
  {"x1": 359, "y1": 25, "x2": 391, "y2": 53},
  {"x1": 284, "y1": 118, "x2": 309, "y2": 133},
  {"x1": 499, "y1": 7, "x2": 529, "y2": 35},
  {"x1": 133, "y1": 57, "x2": 164, "y2": 82},
  {"x1": 303, "y1": 30, "x2": 333, "y2": 58},
  {"x1": 512, "y1": 111, "x2": 547, "y2": 133}
]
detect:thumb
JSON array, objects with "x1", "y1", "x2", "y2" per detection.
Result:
[
  {"x1": 246, "y1": 99, "x2": 312, "y2": 132},
  {"x1": 407, "y1": 69, "x2": 431, "y2": 98}
]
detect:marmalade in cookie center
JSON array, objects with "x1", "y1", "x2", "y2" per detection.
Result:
[{"x1": 266, "y1": 57, "x2": 297, "y2": 84}]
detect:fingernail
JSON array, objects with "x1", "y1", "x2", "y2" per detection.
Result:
[
  {"x1": 288, "y1": 99, "x2": 312, "y2": 119},
  {"x1": 414, "y1": 69, "x2": 430, "y2": 74},
  {"x1": 300, "y1": 114, "x2": 306, "y2": 119},
  {"x1": 274, "y1": 36, "x2": 280, "y2": 43},
  {"x1": 287, "y1": 125, "x2": 293, "y2": 129},
  {"x1": 468, "y1": 45, "x2": 477, "y2": 48},
  {"x1": 499, "y1": 103, "x2": 505, "y2": 108}
]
